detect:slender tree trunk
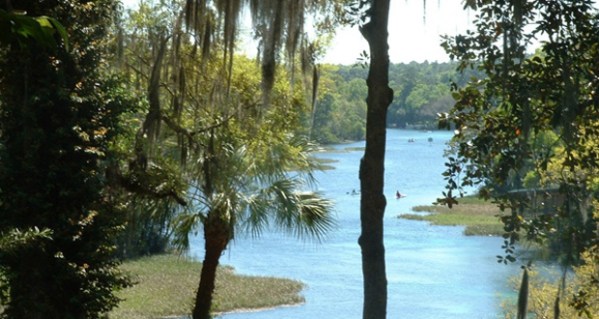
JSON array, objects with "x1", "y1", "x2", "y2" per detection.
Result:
[
  {"x1": 193, "y1": 219, "x2": 229, "y2": 319},
  {"x1": 358, "y1": 1, "x2": 393, "y2": 319}
]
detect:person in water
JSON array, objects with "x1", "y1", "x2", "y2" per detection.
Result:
[{"x1": 396, "y1": 191, "x2": 402, "y2": 199}]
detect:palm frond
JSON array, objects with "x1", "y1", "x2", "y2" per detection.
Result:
[
  {"x1": 241, "y1": 192, "x2": 271, "y2": 238},
  {"x1": 240, "y1": 178, "x2": 335, "y2": 241},
  {"x1": 286, "y1": 191, "x2": 336, "y2": 241},
  {"x1": 173, "y1": 212, "x2": 205, "y2": 249},
  {"x1": 183, "y1": 121, "x2": 335, "y2": 244}
]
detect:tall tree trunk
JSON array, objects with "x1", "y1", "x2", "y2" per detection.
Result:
[
  {"x1": 193, "y1": 219, "x2": 229, "y2": 319},
  {"x1": 358, "y1": 1, "x2": 393, "y2": 319}
]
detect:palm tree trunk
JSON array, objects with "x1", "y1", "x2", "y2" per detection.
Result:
[
  {"x1": 358, "y1": 1, "x2": 392, "y2": 319},
  {"x1": 192, "y1": 221, "x2": 229, "y2": 319}
]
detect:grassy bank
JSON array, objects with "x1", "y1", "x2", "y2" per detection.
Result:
[
  {"x1": 110, "y1": 254, "x2": 304, "y2": 319},
  {"x1": 312, "y1": 157, "x2": 338, "y2": 170},
  {"x1": 399, "y1": 197, "x2": 506, "y2": 236}
]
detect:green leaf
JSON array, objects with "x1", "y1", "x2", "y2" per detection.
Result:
[
  {"x1": 47, "y1": 16, "x2": 69, "y2": 51},
  {"x1": 0, "y1": 9, "x2": 68, "y2": 51},
  {"x1": 35, "y1": 16, "x2": 53, "y2": 29}
]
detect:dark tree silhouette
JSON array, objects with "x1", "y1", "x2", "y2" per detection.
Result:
[{"x1": 357, "y1": 1, "x2": 393, "y2": 319}]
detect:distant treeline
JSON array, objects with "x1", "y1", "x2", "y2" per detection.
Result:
[{"x1": 311, "y1": 61, "x2": 483, "y2": 143}]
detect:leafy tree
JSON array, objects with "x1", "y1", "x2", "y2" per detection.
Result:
[
  {"x1": 0, "y1": 1, "x2": 131, "y2": 317},
  {"x1": 386, "y1": 62, "x2": 467, "y2": 129},
  {"x1": 113, "y1": 1, "x2": 344, "y2": 317},
  {"x1": 107, "y1": 0, "x2": 188, "y2": 258},
  {"x1": 440, "y1": 0, "x2": 598, "y2": 316},
  {"x1": 312, "y1": 92, "x2": 339, "y2": 143},
  {"x1": 441, "y1": 0, "x2": 598, "y2": 262},
  {"x1": 309, "y1": 64, "x2": 368, "y2": 142}
]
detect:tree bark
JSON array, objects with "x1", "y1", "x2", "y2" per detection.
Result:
[
  {"x1": 358, "y1": 1, "x2": 393, "y2": 319},
  {"x1": 192, "y1": 218, "x2": 229, "y2": 319}
]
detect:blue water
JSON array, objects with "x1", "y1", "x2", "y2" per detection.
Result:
[{"x1": 189, "y1": 129, "x2": 519, "y2": 319}]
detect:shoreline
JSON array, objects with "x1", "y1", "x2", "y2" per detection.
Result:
[
  {"x1": 398, "y1": 197, "x2": 505, "y2": 236},
  {"x1": 159, "y1": 302, "x2": 306, "y2": 319},
  {"x1": 216, "y1": 301, "x2": 305, "y2": 316}
]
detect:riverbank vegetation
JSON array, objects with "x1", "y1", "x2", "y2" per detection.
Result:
[
  {"x1": 310, "y1": 62, "x2": 481, "y2": 144},
  {"x1": 502, "y1": 248, "x2": 598, "y2": 319},
  {"x1": 400, "y1": 197, "x2": 505, "y2": 236},
  {"x1": 110, "y1": 255, "x2": 304, "y2": 319}
]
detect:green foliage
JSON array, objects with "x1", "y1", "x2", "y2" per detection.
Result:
[
  {"x1": 174, "y1": 108, "x2": 336, "y2": 247},
  {"x1": 105, "y1": 1, "x2": 191, "y2": 258},
  {"x1": 0, "y1": 1, "x2": 131, "y2": 317},
  {"x1": 386, "y1": 62, "x2": 479, "y2": 129},
  {"x1": 439, "y1": 7, "x2": 599, "y2": 318},
  {"x1": 440, "y1": 0, "x2": 598, "y2": 274},
  {"x1": 116, "y1": 0, "x2": 336, "y2": 244},
  {"x1": 0, "y1": 227, "x2": 53, "y2": 258}
]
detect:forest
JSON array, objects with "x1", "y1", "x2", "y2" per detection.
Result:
[
  {"x1": 0, "y1": 1, "x2": 597, "y2": 319},
  {"x1": 312, "y1": 62, "x2": 482, "y2": 143}
]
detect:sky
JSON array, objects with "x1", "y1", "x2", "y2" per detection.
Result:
[
  {"x1": 122, "y1": 0, "x2": 475, "y2": 65},
  {"x1": 323, "y1": 0, "x2": 474, "y2": 64}
]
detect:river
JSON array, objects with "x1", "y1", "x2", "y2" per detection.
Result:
[{"x1": 189, "y1": 129, "x2": 520, "y2": 319}]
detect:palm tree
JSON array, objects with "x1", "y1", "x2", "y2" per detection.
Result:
[{"x1": 175, "y1": 129, "x2": 335, "y2": 319}]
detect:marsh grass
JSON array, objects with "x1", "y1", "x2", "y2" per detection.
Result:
[
  {"x1": 312, "y1": 157, "x2": 338, "y2": 170},
  {"x1": 400, "y1": 197, "x2": 506, "y2": 236},
  {"x1": 109, "y1": 255, "x2": 304, "y2": 319}
]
